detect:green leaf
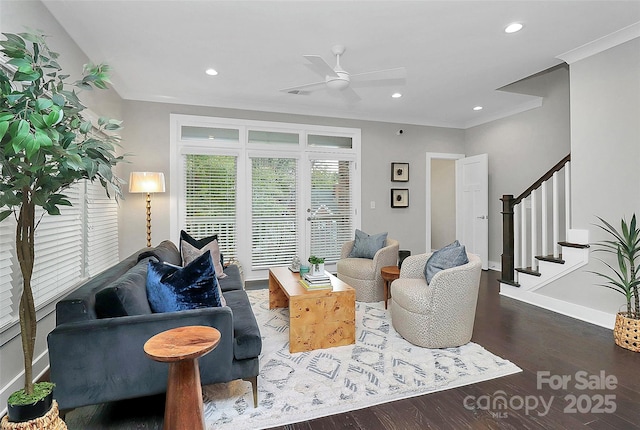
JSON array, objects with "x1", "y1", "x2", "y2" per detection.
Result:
[
  {"x1": 7, "y1": 58, "x2": 33, "y2": 73},
  {"x1": 0, "y1": 121, "x2": 9, "y2": 141},
  {"x1": 35, "y1": 98, "x2": 53, "y2": 112},
  {"x1": 24, "y1": 133, "x2": 39, "y2": 159},
  {"x1": 34, "y1": 128, "x2": 52, "y2": 147},
  {"x1": 0, "y1": 112, "x2": 14, "y2": 122},
  {"x1": 6, "y1": 93, "x2": 24, "y2": 104},
  {"x1": 29, "y1": 113, "x2": 47, "y2": 129},
  {"x1": 51, "y1": 93, "x2": 65, "y2": 107},
  {"x1": 79, "y1": 121, "x2": 92, "y2": 134},
  {"x1": 0, "y1": 210, "x2": 12, "y2": 222}
]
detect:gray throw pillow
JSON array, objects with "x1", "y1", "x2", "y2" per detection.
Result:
[
  {"x1": 424, "y1": 240, "x2": 469, "y2": 284},
  {"x1": 348, "y1": 229, "x2": 388, "y2": 259},
  {"x1": 95, "y1": 259, "x2": 153, "y2": 318}
]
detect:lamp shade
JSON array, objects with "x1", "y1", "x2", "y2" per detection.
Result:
[{"x1": 129, "y1": 172, "x2": 165, "y2": 193}]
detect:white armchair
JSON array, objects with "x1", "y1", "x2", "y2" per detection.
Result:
[
  {"x1": 390, "y1": 252, "x2": 482, "y2": 348},
  {"x1": 336, "y1": 238, "x2": 399, "y2": 302}
]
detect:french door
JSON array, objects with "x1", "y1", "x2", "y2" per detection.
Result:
[{"x1": 171, "y1": 115, "x2": 361, "y2": 280}]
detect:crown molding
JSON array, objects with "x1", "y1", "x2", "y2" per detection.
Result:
[{"x1": 557, "y1": 22, "x2": 640, "y2": 64}]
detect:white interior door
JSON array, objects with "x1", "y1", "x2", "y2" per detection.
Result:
[{"x1": 456, "y1": 154, "x2": 488, "y2": 269}]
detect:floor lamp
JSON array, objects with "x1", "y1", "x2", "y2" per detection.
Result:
[{"x1": 129, "y1": 171, "x2": 165, "y2": 247}]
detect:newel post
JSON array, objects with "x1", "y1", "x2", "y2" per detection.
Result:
[{"x1": 500, "y1": 194, "x2": 516, "y2": 285}]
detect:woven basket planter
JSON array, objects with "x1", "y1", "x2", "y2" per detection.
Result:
[
  {"x1": 613, "y1": 312, "x2": 640, "y2": 353},
  {"x1": 1, "y1": 400, "x2": 66, "y2": 430}
]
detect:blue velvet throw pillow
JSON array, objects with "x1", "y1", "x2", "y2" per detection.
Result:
[
  {"x1": 146, "y1": 250, "x2": 224, "y2": 313},
  {"x1": 348, "y1": 229, "x2": 388, "y2": 259},
  {"x1": 424, "y1": 240, "x2": 469, "y2": 284}
]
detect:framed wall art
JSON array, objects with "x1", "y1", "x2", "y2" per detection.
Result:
[
  {"x1": 391, "y1": 162, "x2": 409, "y2": 182},
  {"x1": 391, "y1": 188, "x2": 409, "y2": 208}
]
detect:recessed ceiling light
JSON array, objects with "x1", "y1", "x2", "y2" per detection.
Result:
[
  {"x1": 391, "y1": 93, "x2": 402, "y2": 98},
  {"x1": 473, "y1": 106, "x2": 483, "y2": 111},
  {"x1": 205, "y1": 68, "x2": 218, "y2": 76},
  {"x1": 505, "y1": 22, "x2": 523, "y2": 34}
]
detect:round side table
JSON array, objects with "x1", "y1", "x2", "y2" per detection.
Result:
[
  {"x1": 144, "y1": 325, "x2": 221, "y2": 430},
  {"x1": 381, "y1": 266, "x2": 401, "y2": 309}
]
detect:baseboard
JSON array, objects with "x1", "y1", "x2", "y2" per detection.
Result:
[
  {"x1": 0, "y1": 350, "x2": 49, "y2": 418},
  {"x1": 500, "y1": 285, "x2": 615, "y2": 329},
  {"x1": 488, "y1": 260, "x2": 501, "y2": 272}
]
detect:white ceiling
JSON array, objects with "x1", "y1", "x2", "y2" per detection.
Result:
[{"x1": 42, "y1": 1, "x2": 640, "y2": 129}]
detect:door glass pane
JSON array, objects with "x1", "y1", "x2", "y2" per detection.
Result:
[
  {"x1": 183, "y1": 155, "x2": 237, "y2": 259},
  {"x1": 181, "y1": 126, "x2": 239, "y2": 143},
  {"x1": 248, "y1": 130, "x2": 299, "y2": 146},
  {"x1": 309, "y1": 159, "x2": 352, "y2": 263},
  {"x1": 251, "y1": 157, "x2": 298, "y2": 268},
  {"x1": 308, "y1": 134, "x2": 352, "y2": 149}
]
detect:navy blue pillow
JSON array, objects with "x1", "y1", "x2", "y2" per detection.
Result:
[{"x1": 146, "y1": 250, "x2": 223, "y2": 313}]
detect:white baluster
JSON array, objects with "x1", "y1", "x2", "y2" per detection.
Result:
[
  {"x1": 514, "y1": 203, "x2": 520, "y2": 269},
  {"x1": 541, "y1": 181, "x2": 548, "y2": 257},
  {"x1": 565, "y1": 161, "x2": 571, "y2": 236},
  {"x1": 521, "y1": 198, "x2": 527, "y2": 269},
  {"x1": 553, "y1": 171, "x2": 559, "y2": 258},
  {"x1": 531, "y1": 189, "x2": 537, "y2": 271}
]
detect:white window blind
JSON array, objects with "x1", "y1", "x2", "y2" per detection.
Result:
[
  {"x1": 32, "y1": 182, "x2": 83, "y2": 305},
  {"x1": 310, "y1": 159, "x2": 353, "y2": 263},
  {"x1": 0, "y1": 216, "x2": 16, "y2": 327},
  {"x1": 251, "y1": 157, "x2": 298, "y2": 268},
  {"x1": 184, "y1": 154, "x2": 238, "y2": 260},
  {"x1": 86, "y1": 180, "x2": 119, "y2": 276},
  {"x1": 0, "y1": 179, "x2": 120, "y2": 329}
]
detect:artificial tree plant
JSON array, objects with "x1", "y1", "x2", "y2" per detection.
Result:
[{"x1": 0, "y1": 31, "x2": 125, "y2": 406}]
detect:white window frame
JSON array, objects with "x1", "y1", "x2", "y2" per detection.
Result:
[{"x1": 170, "y1": 114, "x2": 361, "y2": 280}]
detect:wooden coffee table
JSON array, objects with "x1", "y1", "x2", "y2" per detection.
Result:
[
  {"x1": 269, "y1": 267, "x2": 355, "y2": 353},
  {"x1": 144, "y1": 325, "x2": 221, "y2": 430}
]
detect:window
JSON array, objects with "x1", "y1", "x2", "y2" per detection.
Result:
[
  {"x1": 171, "y1": 115, "x2": 361, "y2": 280},
  {"x1": 183, "y1": 155, "x2": 238, "y2": 260},
  {"x1": 251, "y1": 157, "x2": 298, "y2": 267},
  {"x1": 309, "y1": 159, "x2": 353, "y2": 262},
  {"x1": 0, "y1": 180, "x2": 120, "y2": 330}
]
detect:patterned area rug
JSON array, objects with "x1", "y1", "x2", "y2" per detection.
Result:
[{"x1": 203, "y1": 288, "x2": 521, "y2": 430}]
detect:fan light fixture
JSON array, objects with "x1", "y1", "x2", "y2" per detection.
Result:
[{"x1": 129, "y1": 171, "x2": 166, "y2": 247}]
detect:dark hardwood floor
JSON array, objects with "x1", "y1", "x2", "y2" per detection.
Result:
[{"x1": 60, "y1": 270, "x2": 640, "y2": 429}]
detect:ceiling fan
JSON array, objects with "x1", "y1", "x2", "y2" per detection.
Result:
[{"x1": 280, "y1": 45, "x2": 406, "y2": 103}]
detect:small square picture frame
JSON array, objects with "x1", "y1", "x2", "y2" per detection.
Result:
[
  {"x1": 391, "y1": 188, "x2": 409, "y2": 208},
  {"x1": 391, "y1": 162, "x2": 409, "y2": 182}
]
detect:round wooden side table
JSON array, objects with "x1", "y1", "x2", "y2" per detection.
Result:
[
  {"x1": 144, "y1": 325, "x2": 221, "y2": 430},
  {"x1": 381, "y1": 265, "x2": 401, "y2": 309}
]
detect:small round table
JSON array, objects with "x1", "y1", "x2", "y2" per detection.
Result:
[
  {"x1": 144, "y1": 326, "x2": 221, "y2": 430},
  {"x1": 381, "y1": 265, "x2": 401, "y2": 309}
]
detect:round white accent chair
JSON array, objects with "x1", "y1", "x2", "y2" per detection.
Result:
[
  {"x1": 390, "y1": 252, "x2": 482, "y2": 348},
  {"x1": 336, "y1": 238, "x2": 399, "y2": 302}
]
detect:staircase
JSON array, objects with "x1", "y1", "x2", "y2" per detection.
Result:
[{"x1": 499, "y1": 154, "x2": 590, "y2": 295}]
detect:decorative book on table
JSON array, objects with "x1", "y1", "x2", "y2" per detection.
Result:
[
  {"x1": 299, "y1": 278, "x2": 333, "y2": 290},
  {"x1": 303, "y1": 272, "x2": 330, "y2": 283}
]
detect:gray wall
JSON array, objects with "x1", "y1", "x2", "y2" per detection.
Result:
[
  {"x1": 464, "y1": 65, "x2": 571, "y2": 266},
  {"x1": 537, "y1": 38, "x2": 640, "y2": 314},
  {"x1": 118, "y1": 101, "x2": 466, "y2": 261}
]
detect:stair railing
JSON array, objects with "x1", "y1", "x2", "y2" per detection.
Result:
[{"x1": 500, "y1": 154, "x2": 571, "y2": 286}]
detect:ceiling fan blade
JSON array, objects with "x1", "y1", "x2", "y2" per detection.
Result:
[
  {"x1": 279, "y1": 81, "x2": 327, "y2": 94},
  {"x1": 350, "y1": 77, "x2": 406, "y2": 89},
  {"x1": 304, "y1": 55, "x2": 339, "y2": 78},
  {"x1": 341, "y1": 87, "x2": 361, "y2": 103},
  {"x1": 350, "y1": 67, "x2": 407, "y2": 86}
]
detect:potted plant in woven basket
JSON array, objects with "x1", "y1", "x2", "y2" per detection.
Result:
[
  {"x1": 590, "y1": 214, "x2": 640, "y2": 352},
  {"x1": 0, "y1": 31, "x2": 124, "y2": 428}
]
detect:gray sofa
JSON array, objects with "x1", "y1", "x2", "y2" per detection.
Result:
[{"x1": 47, "y1": 240, "x2": 261, "y2": 411}]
